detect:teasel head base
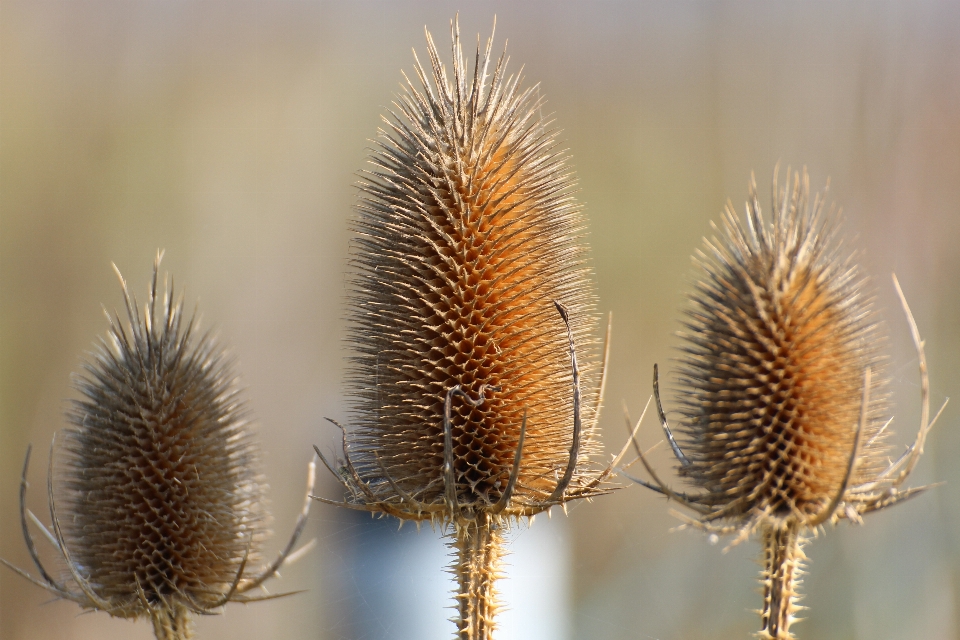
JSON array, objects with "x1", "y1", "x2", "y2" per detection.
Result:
[
  {"x1": 151, "y1": 605, "x2": 195, "y2": 640},
  {"x1": 313, "y1": 306, "x2": 629, "y2": 640},
  {"x1": 4, "y1": 444, "x2": 317, "y2": 640}
]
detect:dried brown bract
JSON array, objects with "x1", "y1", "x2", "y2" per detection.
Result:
[
  {"x1": 3, "y1": 253, "x2": 315, "y2": 640},
  {"x1": 312, "y1": 17, "x2": 628, "y2": 639},
  {"x1": 624, "y1": 168, "x2": 945, "y2": 639}
]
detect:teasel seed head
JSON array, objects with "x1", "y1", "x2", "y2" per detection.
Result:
[
  {"x1": 314, "y1": 16, "x2": 623, "y2": 526},
  {"x1": 313, "y1": 17, "x2": 629, "y2": 639},
  {"x1": 677, "y1": 167, "x2": 889, "y2": 522},
  {"x1": 3, "y1": 253, "x2": 316, "y2": 640},
  {"x1": 625, "y1": 168, "x2": 939, "y2": 639}
]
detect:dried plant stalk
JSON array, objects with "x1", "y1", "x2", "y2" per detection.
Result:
[
  {"x1": 758, "y1": 521, "x2": 807, "y2": 638},
  {"x1": 151, "y1": 606, "x2": 195, "y2": 640},
  {"x1": 624, "y1": 168, "x2": 943, "y2": 639},
  {"x1": 314, "y1": 18, "x2": 629, "y2": 639},
  {"x1": 453, "y1": 513, "x2": 505, "y2": 638},
  {"x1": 2, "y1": 253, "x2": 314, "y2": 640}
]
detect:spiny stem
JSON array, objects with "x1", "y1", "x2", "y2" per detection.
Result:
[
  {"x1": 451, "y1": 513, "x2": 505, "y2": 640},
  {"x1": 151, "y1": 604, "x2": 194, "y2": 640},
  {"x1": 758, "y1": 521, "x2": 806, "y2": 639}
]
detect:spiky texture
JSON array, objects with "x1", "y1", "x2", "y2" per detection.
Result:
[
  {"x1": 633, "y1": 168, "x2": 936, "y2": 639},
  {"x1": 59, "y1": 259, "x2": 262, "y2": 636},
  {"x1": 346, "y1": 20, "x2": 601, "y2": 517},
  {"x1": 678, "y1": 169, "x2": 887, "y2": 639},
  {"x1": 4, "y1": 255, "x2": 314, "y2": 640},
  {"x1": 677, "y1": 168, "x2": 887, "y2": 523},
  {"x1": 325, "y1": 18, "x2": 610, "y2": 640}
]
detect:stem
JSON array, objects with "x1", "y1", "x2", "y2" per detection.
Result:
[
  {"x1": 151, "y1": 604, "x2": 194, "y2": 640},
  {"x1": 758, "y1": 521, "x2": 807, "y2": 640},
  {"x1": 451, "y1": 513, "x2": 505, "y2": 640}
]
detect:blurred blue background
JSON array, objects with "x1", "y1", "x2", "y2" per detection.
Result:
[{"x1": 2, "y1": 2, "x2": 959, "y2": 639}]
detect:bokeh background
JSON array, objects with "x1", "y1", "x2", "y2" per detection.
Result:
[{"x1": 2, "y1": 1, "x2": 959, "y2": 638}]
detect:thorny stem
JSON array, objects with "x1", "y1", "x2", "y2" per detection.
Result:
[
  {"x1": 150, "y1": 604, "x2": 194, "y2": 640},
  {"x1": 451, "y1": 513, "x2": 505, "y2": 640},
  {"x1": 758, "y1": 521, "x2": 806, "y2": 640}
]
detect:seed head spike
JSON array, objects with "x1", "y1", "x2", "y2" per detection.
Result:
[
  {"x1": 624, "y1": 168, "x2": 940, "y2": 639},
  {"x1": 2, "y1": 254, "x2": 314, "y2": 640}
]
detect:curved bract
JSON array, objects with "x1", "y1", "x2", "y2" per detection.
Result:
[{"x1": 3, "y1": 253, "x2": 314, "y2": 640}]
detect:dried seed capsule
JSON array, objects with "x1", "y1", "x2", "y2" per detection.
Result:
[
  {"x1": 626, "y1": 168, "x2": 938, "y2": 639},
  {"x1": 313, "y1": 18, "x2": 628, "y2": 640},
  {"x1": 3, "y1": 254, "x2": 314, "y2": 640},
  {"x1": 677, "y1": 168, "x2": 889, "y2": 523}
]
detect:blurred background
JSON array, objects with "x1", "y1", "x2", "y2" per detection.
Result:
[{"x1": 2, "y1": 1, "x2": 959, "y2": 638}]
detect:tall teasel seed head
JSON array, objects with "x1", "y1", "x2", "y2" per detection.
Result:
[
  {"x1": 314, "y1": 17, "x2": 626, "y2": 640},
  {"x1": 3, "y1": 253, "x2": 315, "y2": 640},
  {"x1": 627, "y1": 168, "x2": 938, "y2": 639}
]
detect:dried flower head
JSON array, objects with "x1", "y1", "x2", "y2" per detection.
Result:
[
  {"x1": 625, "y1": 168, "x2": 942, "y2": 639},
  {"x1": 3, "y1": 253, "x2": 314, "y2": 640},
  {"x1": 313, "y1": 18, "x2": 628, "y2": 639}
]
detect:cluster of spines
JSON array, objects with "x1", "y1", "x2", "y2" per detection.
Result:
[
  {"x1": 449, "y1": 514, "x2": 506, "y2": 639},
  {"x1": 3, "y1": 254, "x2": 314, "y2": 640},
  {"x1": 675, "y1": 168, "x2": 888, "y2": 521},
  {"x1": 623, "y1": 167, "x2": 937, "y2": 640},
  {"x1": 344, "y1": 17, "x2": 604, "y2": 521},
  {"x1": 756, "y1": 522, "x2": 808, "y2": 639},
  {"x1": 63, "y1": 258, "x2": 264, "y2": 617},
  {"x1": 306, "y1": 17, "x2": 636, "y2": 640}
]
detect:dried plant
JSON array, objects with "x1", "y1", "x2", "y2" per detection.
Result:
[
  {"x1": 2, "y1": 253, "x2": 315, "y2": 640},
  {"x1": 312, "y1": 18, "x2": 631, "y2": 639},
  {"x1": 623, "y1": 168, "x2": 946, "y2": 639}
]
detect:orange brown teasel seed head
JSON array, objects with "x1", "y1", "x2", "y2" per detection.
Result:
[
  {"x1": 626, "y1": 168, "x2": 938, "y2": 639},
  {"x1": 318, "y1": 18, "x2": 620, "y2": 529},
  {"x1": 312, "y1": 18, "x2": 631, "y2": 640},
  {"x1": 676, "y1": 167, "x2": 889, "y2": 523}
]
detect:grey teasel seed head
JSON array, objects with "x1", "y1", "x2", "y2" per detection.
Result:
[{"x1": 3, "y1": 252, "x2": 316, "y2": 640}]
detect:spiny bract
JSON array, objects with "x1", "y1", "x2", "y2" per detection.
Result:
[{"x1": 4, "y1": 254, "x2": 314, "y2": 640}]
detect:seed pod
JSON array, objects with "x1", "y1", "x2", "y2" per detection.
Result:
[
  {"x1": 313, "y1": 18, "x2": 628, "y2": 640},
  {"x1": 678, "y1": 168, "x2": 889, "y2": 522},
  {"x1": 3, "y1": 254, "x2": 314, "y2": 640},
  {"x1": 626, "y1": 168, "x2": 937, "y2": 639}
]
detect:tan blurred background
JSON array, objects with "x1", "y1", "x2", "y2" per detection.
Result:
[{"x1": 2, "y1": 1, "x2": 959, "y2": 639}]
